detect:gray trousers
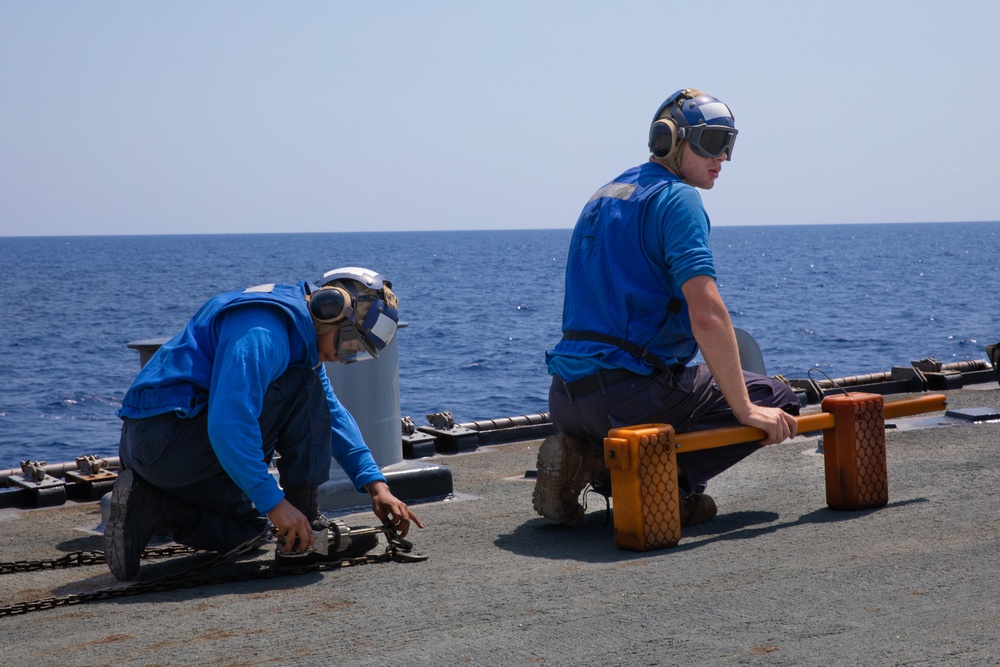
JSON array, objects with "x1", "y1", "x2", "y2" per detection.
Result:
[{"x1": 549, "y1": 364, "x2": 800, "y2": 496}]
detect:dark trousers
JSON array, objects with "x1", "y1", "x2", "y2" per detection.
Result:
[
  {"x1": 549, "y1": 364, "x2": 800, "y2": 496},
  {"x1": 119, "y1": 367, "x2": 333, "y2": 552}
]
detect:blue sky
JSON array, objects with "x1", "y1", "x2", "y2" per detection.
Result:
[{"x1": 2, "y1": 1, "x2": 997, "y2": 236}]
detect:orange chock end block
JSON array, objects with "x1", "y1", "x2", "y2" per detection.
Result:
[
  {"x1": 604, "y1": 424, "x2": 681, "y2": 551},
  {"x1": 821, "y1": 392, "x2": 889, "y2": 511}
]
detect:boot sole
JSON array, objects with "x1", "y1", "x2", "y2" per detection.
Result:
[{"x1": 104, "y1": 469, "x2": 140, "y2": 581}]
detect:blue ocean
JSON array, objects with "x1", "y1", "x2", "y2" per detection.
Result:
[{"x1": 1, "y1": 222, "x2": 997, "y2": 471}]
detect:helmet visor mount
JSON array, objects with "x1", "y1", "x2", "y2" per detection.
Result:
[{"x1": 681, "y1": 125, "x2": 738, "y2": 160}]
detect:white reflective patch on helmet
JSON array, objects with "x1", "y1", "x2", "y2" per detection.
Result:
[
  {"x1": 369, "y1": 312, "x2": 397, "y2": 346},
  {"x1": 244, "y1": 284, "x2": 276, "y2": 293},
  {"x1": 698, "y1": 102, "x2": 733, "y2": 122}
]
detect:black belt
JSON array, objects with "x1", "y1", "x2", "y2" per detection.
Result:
[{"x1": 557, "y1": 368, "x2": 643, "y2": 395}]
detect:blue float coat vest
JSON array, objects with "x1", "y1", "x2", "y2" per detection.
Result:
[
  {"x1": 547, "y1": 161, "x2": 715, "y2": 382},
  {"x1": 120, "y1": 282, "x2": 320, "y2": 418}
]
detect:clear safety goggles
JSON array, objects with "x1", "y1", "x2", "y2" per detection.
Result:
[
  {"x1": 335, "y1": 322, "x2": 378, "y2": 363},
  {"x1": 682, "y1": 125, "x2": 738, "y2": 160},
  {"x1": 333, "y1": 299, "x2": 399, "y2": 363}
]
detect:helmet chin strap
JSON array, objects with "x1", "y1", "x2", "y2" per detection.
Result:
[{"x1": 651, "y1": 143, "x2": 692, "y2": 186}]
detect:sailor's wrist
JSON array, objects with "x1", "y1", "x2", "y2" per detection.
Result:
[{"x1": 364, "y1": 479, "x2": 389, "y2": 497}]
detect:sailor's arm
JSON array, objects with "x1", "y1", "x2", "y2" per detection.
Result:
[
  {"x1": 208, "y1": 306, "x2": 313, "y2": 552},
  {"x1": 317, "y1": 366, "x2": 424, "y2": 536},
  {"x1": 680, "y1": 275, "x2": 797, "y2": 445}
]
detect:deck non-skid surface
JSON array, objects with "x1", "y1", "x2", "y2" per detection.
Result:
[{"x1": 2, "y1": 386, "x2": 999, "y2": 666}]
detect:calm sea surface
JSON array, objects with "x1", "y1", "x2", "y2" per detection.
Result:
[{"x1": 1, "y1": 222, "x2": 997, "y2": 470}]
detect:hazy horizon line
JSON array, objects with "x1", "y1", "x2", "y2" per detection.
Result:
[{"x1": 2, "y1": 219, "x2": 998, "y2": 240}]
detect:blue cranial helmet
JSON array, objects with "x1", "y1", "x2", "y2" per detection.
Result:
[{"x1": 648, "y1": 89, "x2": 738, "y2": 161}]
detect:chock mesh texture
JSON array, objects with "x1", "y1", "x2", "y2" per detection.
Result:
[
  {"x1": 638, "y1": 432, "x2": 681, "y2": 548},
  {"x1": 853, "y1": 399, "x2": 888, "y2": 507}
]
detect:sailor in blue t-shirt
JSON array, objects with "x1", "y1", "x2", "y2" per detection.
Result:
[
  {"x1": 536, "y1": 89, "x2": 801, "y2": 527},
  {"x1": 105, "y1": 267, "x2": 423, "y2": 581}
]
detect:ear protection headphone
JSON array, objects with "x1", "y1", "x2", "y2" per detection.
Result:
[
  {"x1": 648, "y1": 89, "x2": 700, "y2": 158},
  {"x1": 308, "y1": 285, "x2": 355, "y2": 325}
]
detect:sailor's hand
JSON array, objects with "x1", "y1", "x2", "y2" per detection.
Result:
[
  {"x1": 268, "y1": 499, "x2": 314, "y2": 553},
  {"x1": 366, "y1": 480, "x2": 425, "y2": 538},
  {"x1": 740, "y1": 405, "x2": 798, "y2": 446}
]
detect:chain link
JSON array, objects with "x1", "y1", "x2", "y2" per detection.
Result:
[
  {"x1": 0, "y1": 525, "x2": 426, "y2": 617},
  {"x1": 0, "y1": 544, "x2": 197, "y2": 575}
]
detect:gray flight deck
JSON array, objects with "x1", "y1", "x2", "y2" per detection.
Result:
[{"x1": 2, "y1": 384, "x2": 999, "y2": 666}]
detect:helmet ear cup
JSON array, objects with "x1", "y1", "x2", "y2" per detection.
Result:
[
  {"x1": 309, "y1": 286, "x2": 352, "y2": 323},
  {"x1": 649, "y1": 118, "x2": 677, "y2": 158}
]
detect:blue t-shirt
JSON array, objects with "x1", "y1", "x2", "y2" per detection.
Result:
[{"x1": 547, "y1": 161, "x2": 717, "y2": 382}]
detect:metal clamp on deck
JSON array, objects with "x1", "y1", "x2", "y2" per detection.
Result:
[
  {"x1": 63, "y1": 455, "x2": 119, "y2": 501},
  {"x1": 401, "y1": 416, "x2": 438, "y2": 459},
  {"x1": 417, "y1": 412, "x2": 480, "y2": 453},
  {"x1": 7, "y1": 461, "x2": 67, "y2": 508}
]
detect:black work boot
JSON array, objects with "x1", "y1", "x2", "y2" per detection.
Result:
[
  {"x1": 103, "y1": 469, "x2": 171, "y2": 581},
  {"x1": 274, "y1": 487, "x2": 378, "y2": 566},
  {"x1": 679, "y1": 493, "x2": 718, "y2": 527}
]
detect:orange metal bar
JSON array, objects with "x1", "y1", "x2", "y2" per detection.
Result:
[
  {"x1": 882, "y1": 393, "x2": 948, "y2": 420},
  {"x1": 673, "y1": 394, "x2": 947, "y2": 455}
]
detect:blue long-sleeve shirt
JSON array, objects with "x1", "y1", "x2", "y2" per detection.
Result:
[{"x1": 207, "y1": 305, "x2": 383, "y2": 513}]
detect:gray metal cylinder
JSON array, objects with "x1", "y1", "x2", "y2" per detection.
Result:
[{"x1": 324, "y1": 328, "x2": 403, "y2": 469}]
